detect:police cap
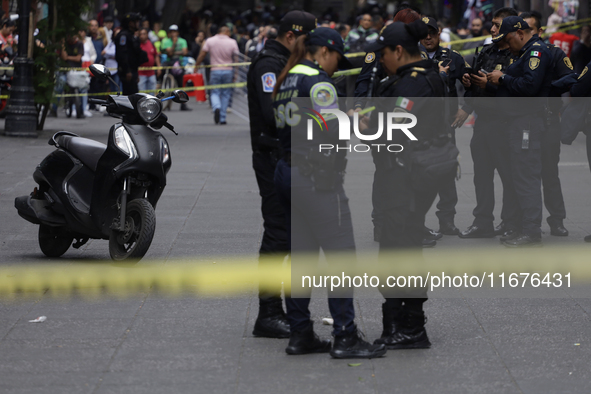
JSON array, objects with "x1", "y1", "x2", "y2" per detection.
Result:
[
  {"x1": 279, "y1": 11, "x2": 317, "y2": 36},
  {"x1": 307, "y1": 27, "x2": 353, "y2": 69},
  {"x1": 365, "y1": 20, "x2": 428, "y2": 52},
  {"x1": 492, "y1": 16, "x2": 530, "y2": 43}
]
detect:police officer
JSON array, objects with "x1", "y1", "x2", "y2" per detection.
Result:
[
  {"x1": 364, "y1": 20, "x2": 449, "y2": 349},
  {"x1": 273, "y1": 27, "x2": 386, "y2": 359},
  {"x1": 487, "y1": 16, "x2": 552, "y2": 247},
  {"x1": 567, "y1": 60, "x2": 591, "y2": 242},
  {"x1": 246, "y1": 11, "x2": 316, "y2": 339},
  {"x1": 115, "y1": 13, "x2": 144, "y2": 95},
  {"x1": 354, "y1": 8, "x2": 424, "y2": 244},
  {"x1": 521, "y1": 12, "x2": 572, "y2": 237},
  {"x1": 459, "y1": 7, "x2": 521, "y2": 239},
  {"x1": 419, "y1": 16, "x2": 471, "y2": 236}
]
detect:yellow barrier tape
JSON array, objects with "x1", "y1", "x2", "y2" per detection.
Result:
[
  {"x1": 332, "y1": 68, "x2": 362, "y2": 77},
  {"x1": 1, "y1": 247, "x2": 590, "y2": 298},
  {"x1": 52, "y1": 82, "x2": 246, "y2": 98}
]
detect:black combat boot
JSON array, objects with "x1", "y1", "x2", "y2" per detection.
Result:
[
  {"x1": 381, "y1": 310, "x2": 431, "y2": 349},
  {"x1": 330, "y1": 328, "x2": 387, "y2": 359},
  {"x1": 253, "y1": 298, "x2": 290, "y2": 338},
  {"x1": 373, "y1": 303, "x2": 400, "y2": 345},
  {"x1": 285, "y1": 322, "x2": 331, "y2": 355}
]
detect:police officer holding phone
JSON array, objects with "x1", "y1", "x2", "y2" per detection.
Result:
[
  {"x1": 459, "y1": 7, "x2": 520, "y2": 239},
  {"x1": 487, "y1": 16, "x2": 552, "y2": 247},
  {"x1": 246, "y1": 11, "x2": 317, "y2": 339},
  {"x1": 419, "y1": 16, "x2": 471, "y2": 236}
]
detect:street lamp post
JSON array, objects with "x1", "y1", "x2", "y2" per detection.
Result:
[{"x1": 3, "y1": 0, "x2": 37, "y2": 138}]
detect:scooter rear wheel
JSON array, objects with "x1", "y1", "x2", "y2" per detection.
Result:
[
  {"x1": 38, "y1": 225, "x2": 74, "y2": 258},
  {"x1": 109, "y1": 199, "x2": 156, "y2": 263}
]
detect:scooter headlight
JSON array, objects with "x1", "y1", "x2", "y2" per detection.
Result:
[
  {"x1": 113, "y1": 126, "x2": 138, "y2": 159},
  {"x1": 160, "y1": 137, "x2": 170, "y2": 163},
  {"x1": 137, "y1": 97, "x2": 162, "y2": 123}
]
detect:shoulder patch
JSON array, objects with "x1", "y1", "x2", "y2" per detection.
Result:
[
  {"x1": 529, "y1": 57, "x2": 540, "y2": 70},
  {"x1": 120, "y1": 35, "x2": 126, "y2": 46},
  {"x1": 453, "y1": 50, "x2": 461, "y2": 55},
  {"x1": 420, "y1": 51, "x2": 428, "y2": 60},
  {"x1": 579, "y1": 66, "x2": 588, "y2": 79},
  {"x1": 261, "y1": 72, "x2": 276, "y2": 93},
  {"x1": 564, "y1": 57, "x2": 573, "y2": 70},
  {"x1": 533, "y1": 42, "x2": 541, "y2": 46},
  {"x1": 365, "y1": 52, "x2": 376, "y2": 63},
  {"x1": 310, "y1": 82, "x2": 338, "y2": 112}
]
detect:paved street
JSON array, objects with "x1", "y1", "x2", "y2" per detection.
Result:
[{"x1": 1, "y1": 101, "x2": 591, "y2": 393}]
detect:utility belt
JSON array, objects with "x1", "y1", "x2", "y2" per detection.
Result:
[
  {"x1": 376, "y1": 134, "x2": 459, "y2": 192},
  {"x1": 256, "y1": 133, "x2": 281, "y2": 151},
  {"x1": 286, "y1": 150, "x2": 347, "y2": 191}
]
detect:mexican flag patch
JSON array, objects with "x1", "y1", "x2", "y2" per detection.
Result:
[
  {"x1": 530, "y1": 50, "x2": 541, "y2": 57},
  {"x1": 396, "y1": 97, "x2": 414, "y2": 110}
]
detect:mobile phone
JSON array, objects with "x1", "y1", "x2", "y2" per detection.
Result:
[
  {"x1": 441, "y1": 58, "x2": 452, "y2": 67},
  {"x1": 479, "y1": 69, "x2": 489, "y2": 75}
]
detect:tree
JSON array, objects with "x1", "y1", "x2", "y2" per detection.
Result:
[{"x1": 33, "y1": 0, "x2": 93, "y2": 130}]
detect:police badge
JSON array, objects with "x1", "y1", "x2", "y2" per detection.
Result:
[
  {"x1": 529, "y1": 57, "x2": 540, "y2": 70},
  {"x1": 365, "y1": 52, "x2": 375, "y2": 63},
  {"x1": 564, "y1": 57, "x2": 573, "y2": 70}
]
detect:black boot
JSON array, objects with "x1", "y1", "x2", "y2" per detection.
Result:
[
  {"x1": 285, "y1": 322, "x2": 331, "y2": 355},
  {"x1": 378, "y1": 310, "x2": 431, "y2": 349},
  {"x1": 180, "y1": 103, "x2": 192, "y2": 111},
  {"x1": 374, "y1": 303, "x2": 399, "y2": 345},
  {"x1": 330, "y1": 328, "x2": 387, "y2": 359},
  {"x1": 253, "y1": 298, "x2": 290, "y2": 338}
]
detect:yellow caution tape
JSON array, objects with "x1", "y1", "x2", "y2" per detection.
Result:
[{"x1": 1, "y1": 247, "x2": 590, "y2": 298}]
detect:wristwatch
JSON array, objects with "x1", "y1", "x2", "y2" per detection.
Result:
[{"x1": 499, "y1": 74, "x2": 506, "y2": 85}]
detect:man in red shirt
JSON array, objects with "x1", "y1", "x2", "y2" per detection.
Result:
[
  {"x1": 549, "y1": 31, "x2": 579, "y2": 57},
  {"x1": 138, "y1": 28, "x2": 160, "y2": 93}
]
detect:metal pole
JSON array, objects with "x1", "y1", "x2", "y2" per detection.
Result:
[{"x1": 3, "y1": 0, "x2": 38, "y2": 138}]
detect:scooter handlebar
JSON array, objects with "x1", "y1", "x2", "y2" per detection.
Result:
[{"x1": 88, "y1": 98, "x2": 108, "y2": 105}]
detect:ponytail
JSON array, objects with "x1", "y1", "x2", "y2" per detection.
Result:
[{"x1": 273, "y1": 35, "x2": 320, "y2": 98}]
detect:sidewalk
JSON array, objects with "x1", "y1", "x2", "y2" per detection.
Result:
[{"x1": 1, "y1": 102, "x2": 591, "y2": 393}]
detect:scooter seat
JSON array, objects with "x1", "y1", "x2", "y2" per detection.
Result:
[{"x1": 56, "y1": 135, "x2": 107, "y2": 172}]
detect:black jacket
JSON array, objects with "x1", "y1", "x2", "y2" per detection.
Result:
[
  {"x1": 246, "y1": 39, "x2": 290, "y2": 151},
  {"x1": 115, "y1": 29, "x2": 145, "y2": 75}
]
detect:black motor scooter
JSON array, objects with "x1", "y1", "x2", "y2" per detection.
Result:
[{"x1": 15, "y1": 64, "x2": 189, "y2": 262}]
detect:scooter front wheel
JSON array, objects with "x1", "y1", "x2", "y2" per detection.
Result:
[
  {"x1": 109, "y1": 199, "x2": 156, "y2": 263},
  {"x1": 38, "y1": 225, "x2": 73, "y2": 258}
]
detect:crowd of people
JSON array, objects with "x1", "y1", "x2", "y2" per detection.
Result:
[{"x1": 243, "y1": 5, "x2": 591, "y2": 360}]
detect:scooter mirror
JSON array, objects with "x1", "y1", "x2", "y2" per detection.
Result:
[
  {"x1": 89, "y1": 64, "x2": 111, "y2": 80},
  {"x1": 171, "y1": 90, "x2": 189, "y2": 103}
]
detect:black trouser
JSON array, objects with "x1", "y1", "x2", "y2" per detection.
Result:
[
  {"x1": 541, "y1": 115, "x2": 566, "y2": 226},
  {"x1": 252, "y1": 150, "x2": 288, "y2": 304},
  {"x1": 121, "y1": 71, "x2": 139, "y2": 95},
  {"x1": 275, "y1": 158, "x2": 356, "y2": 336},
  {"x1": 374, "y1": 159, "x2": 433, "y2": 306},
  {"x1": 506, "y1": 115, "x2": 543, "y2": 237},
  {"x1": 435, "y1": 128, "x2": 457, "y2": 225},
  {"x1": 470, "y1": 114, "x2": 521, "y2": 230}
]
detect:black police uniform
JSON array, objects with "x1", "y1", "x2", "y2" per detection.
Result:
[
  {"x1": 353, "y1": 51, "x2": 386, "y2": 240},
  {"x1": 273, "y1": 59, "x2": 356, "y2": 337},
  {"x1": 463, "y1": 43, "x2": 521, "y2": 235},
  {"x1": 542, "y1": 42, "x2": 574, "y2": 233},
  {"x1": 246, "y1": 39, "x2": 290, "y2": 334},
  {"x1": 569, "y1": 61, "x2": 591, "y2": 200},
  {"x1": 115, "y1": 26, "x2": 143, "y2": 95},
  {"x1": 496, "y1": 35, "x2": 552, "y2": 241},
  {"x1": 419, "y1": 44, "x2": 469, "y2": 230},
  {"x1": 354, "y1": 51, "x2": 384, "y2": 109},
  {"x1": 371, "y1": 58, "x2": 448, "y2": 347}
]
